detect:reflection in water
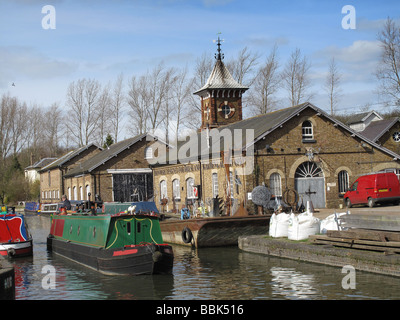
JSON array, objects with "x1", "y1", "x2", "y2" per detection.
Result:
[
  {"x1": 270, "y1": 267, "x2": 318, "y2": 299},
  {"x1": 9, "y1": 213, "x2": 400, "y2": 300}
]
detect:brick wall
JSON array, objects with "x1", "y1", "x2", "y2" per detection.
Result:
[{"x1": 153, "y1": 107, "x2": 400, "y2": 211}]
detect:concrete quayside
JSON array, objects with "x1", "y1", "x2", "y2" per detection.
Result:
[{"x1": 239, "y1": 206, "x2": 400, "y2": 278}]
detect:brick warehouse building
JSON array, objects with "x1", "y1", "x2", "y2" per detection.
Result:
[
  {"x1": 62, "y1": 134, "x2": 168, "y2": 203},
  {"x1": 39, "y1": 143, "x2": 102, "y2": 204},
  {"x1": 39, "y1": 134, "x2": 169, "y2": 204},
  {"x1": 151, "y1": 43, "x2": 400, "y2": 211}
]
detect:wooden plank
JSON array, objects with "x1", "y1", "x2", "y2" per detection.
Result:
[
  {"x1": 309, "y1": 235, "x2": 400, "y2": 253},
  {"x1": 327, "y1": 229, "x2": 400, "y2": 242},
  {"x1": 339, "y1": 214, "x2": 400, "y2": 232}
]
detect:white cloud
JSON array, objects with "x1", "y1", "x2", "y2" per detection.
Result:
[
  {"x1": 319, "y1": 40, "x2": 381, "y2": 64},
  {"x1": 0, "y1": 46, "x2": 78, "y2": 86},
  {"x1": 313, "y1": 40, "x2": 381, "y2": 83}
]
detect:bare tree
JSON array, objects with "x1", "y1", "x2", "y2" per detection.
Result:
[
  {"x1": 110, "y1": 73, "x2": 125, "y2": 143},
  {"x1": 248, "y1": 45, "x2": 280, "y2": 115},
  {"x1": 0, "y1": 95, "x2": 31, "y2": 160},
  {"x1": 376, "y1": 17, "x2": 400, "y2": 106},
  {"x1": 128, "y1": 63, "x2": 175, "y2": 137},
  {"x1": 226, "y1": 46, "x2": 260, "y2": 87},
  {"x1": 66, "y1": 78, "x2": 102, "y2": 146},
  {"x1": 96, "y1": 84, "x2": 112, "y2": 147},
  {"x1": 44, "y1": 103, "x2": 63, "y2": 156},
  {"x1": 282, "y1": 48, "x2": 313, "y2": 106},
  {"x1": 187, "y1": 52, "x2": 214, "y2": 130},
  {"x1": 128, "y1": 74, "x2": 150, "y2": 136},
  {"x1": 148, "y1": 63, "x2": 175, "y2": 132},
  {"x1": 167, "y1": 65, "x2": 193, "y2": 142},
  {"x1": 25, "y1": 104, "x2": 44, "y2": 159},
  {"x1": 325, "y1": 57, "x2": 342, "y2": 115}
]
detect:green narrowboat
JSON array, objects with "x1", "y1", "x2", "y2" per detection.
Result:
[{"x1": 47, "y1": 202, "x2": 173, "y2": 275}]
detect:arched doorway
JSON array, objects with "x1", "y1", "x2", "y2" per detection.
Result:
[{"x1": 294, "y1": 161, "x2": 326, "y2": 208}]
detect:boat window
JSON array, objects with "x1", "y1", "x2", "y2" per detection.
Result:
[
  {"x1": 93, "y1": 227, "x2": 96, "y2": 238},
  {"x1": 70, "y1": 225, "x2": 73, "y2": 234},
  {"x1": 127, "y1": 222, "x2": 131, "y2": 235},
  {"x1": 137, "y1": 222, "x2": 141, "y2": 233},
  {"x1": 77, "y1": 226, "x2": 80, "y2": 236}
]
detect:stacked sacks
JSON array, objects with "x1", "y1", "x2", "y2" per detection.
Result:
[
  {"x1": 287, "y1": 211, "x2": 321, "y2": 241},
  {"x1": 319, "y1": 212, "x2": 349, "y2": 234},
  {"x1": 269, "y1": 212, "x2": 291, "y2": 238}
]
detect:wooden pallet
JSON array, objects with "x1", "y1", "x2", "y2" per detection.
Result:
[
  {"x1": 327, "y1": 229, "x2": 400, "y2": 242},
  {"x1": 310, "y1": 229, "x2": 400, "y2": 254}
]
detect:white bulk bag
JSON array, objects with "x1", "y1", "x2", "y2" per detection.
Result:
[
  {"x1": 288, "y1": 212, "x2": 320, "y2": 241},
  {"x1": 320, "y1": 212, "x2": 349, "y2": 234},
  {"x1": 269, "y1": 212, "x2": 290, "y2": 238}
]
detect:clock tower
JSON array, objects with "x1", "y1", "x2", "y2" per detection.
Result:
[{"x1": 194, "y1": 36, "x2": 249, "y2": 130}]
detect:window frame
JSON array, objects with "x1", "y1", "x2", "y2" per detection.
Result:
[
  {"x1": 338, "y1": 170, "x2": 349, "y2": 194},
  {"x1": 270, "y1": 172, "x2": 282, "y2": 198},
  {"x1": 186, "y1": 178, "x2": 195, "y2": 199},
  {"x1": 172, "y1": 179, "x2": 180, "y2": 200},
  {"x1": 302, "y1": 120, "x2": 314, "y2": 142}
]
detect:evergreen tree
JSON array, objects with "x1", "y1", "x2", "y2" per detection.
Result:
[{"x1": 103, "y1": 134, "x2": 114, "y2": 149}]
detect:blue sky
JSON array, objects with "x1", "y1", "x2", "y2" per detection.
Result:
[{"x1": 0, "y1": 0, "x2": 399, "y2": 115}]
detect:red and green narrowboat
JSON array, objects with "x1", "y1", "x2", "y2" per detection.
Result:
[
  {"x1": 0, "y1": 207, "x2": 33, "y2": 258},
  {"x1": 47, "y1": 202, "x2": 173, "y2": 275}
]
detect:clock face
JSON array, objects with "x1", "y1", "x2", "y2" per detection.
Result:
[{"x1": 393, "y1": 132, "x2": 400, "y2": 142}]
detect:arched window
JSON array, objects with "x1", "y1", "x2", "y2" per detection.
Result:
[
  {"x1": 160, "y1": 180, "x2": 167, "y2": 199},
  {"x1": 86, "y1": 185, "x2": 90, "y2": 200},
  {"x1": 338, "y1": 170, "x2": 349, "y2": 194},
  {"x1": 270, "y1": 173, "x2": 282, "y2": 197},
  {"x1": 295, "y1": 162, "x2": 323, "y2": 178},
  {"x1": 172, "y1": 179, "x2": 180, "y2": 200},
  {"x1": 212, "y1": 173, "x2": 219, "y2": 198},
  {"x1": 186, "y1": 178, "x2": 195, "y2": 199},
  {"x1": 302, "y1": 120, "x2": 313, "y2": 141},
  {"x1": 226, "y1": 171, "x2": 234, "y2": 198},
  {"x1": 73, "y1": 186, "x2": 77, "y2": 200}
]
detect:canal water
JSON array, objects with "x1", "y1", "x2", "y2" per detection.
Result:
[{"x1": 9, "y1": 213, "x2": 400, "y2": 300}]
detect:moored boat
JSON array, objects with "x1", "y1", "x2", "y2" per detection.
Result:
[
  {"x1": 160, "y1": 214, "x2": 270, "y2": 248},
  {"x1": 24, "y1": 202, "x2": 40, "y2": 214},
  {"x1": 0, "y1": 207, "x2": 33, "y2": 258},
  {"x1": 47, "y1": 202, "x2": 174, "y2": 275}
]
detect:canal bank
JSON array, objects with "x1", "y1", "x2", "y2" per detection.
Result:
[{"x1": 238, "y1": 235, "x2": 400, "y2": 277}]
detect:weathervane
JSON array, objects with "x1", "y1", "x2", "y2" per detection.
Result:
[{"x1": 213, "y1": 32, "x2": 224, "y2": 61}]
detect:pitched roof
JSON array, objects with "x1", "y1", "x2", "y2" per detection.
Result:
[
  {"x1": 39, "y1": 143, "x2": 101, "y2": 172},
  {"x1": 346, "y1": 111, "x2": 383, "y2": 125},
  {"x1": 154, "y1": 102, "x2": 400, "y2": 165},
  {"x1": 193, "y1": 59, "x2": 248, "y2": 96},
  {"x1": 25, "y1": 157, "x2": 57, "y2": 170},
  {"x1": 158, "y1": 103, "x2": 309, "y2": 164},
  {"x1": 64, "y1": 133, "x2": 163, "y2": 177},
  {"x1": 359, "y1": 118, "x2": 400, "y2": 142}
]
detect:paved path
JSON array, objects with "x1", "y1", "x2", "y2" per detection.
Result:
[{"x1": 313, "y1": 205, "x2": 400, "y2": 220}]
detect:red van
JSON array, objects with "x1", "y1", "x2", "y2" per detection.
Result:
[{"x1": 344, "y1": 172, "x2": 400, "y2": 208}]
